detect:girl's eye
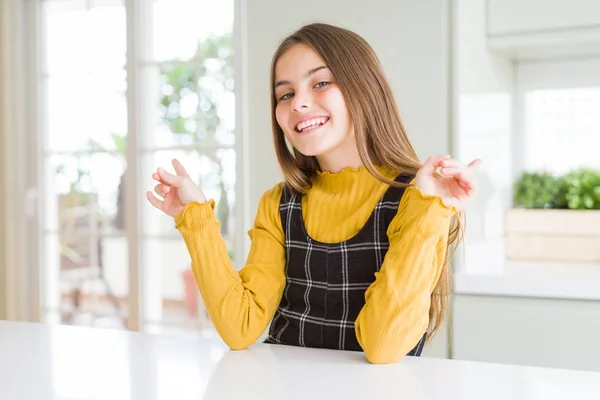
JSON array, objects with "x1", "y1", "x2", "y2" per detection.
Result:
[{"x1": 277, "y1": 82, "x2": 329, "y2": 101}]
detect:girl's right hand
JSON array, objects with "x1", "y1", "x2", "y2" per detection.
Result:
[{"x1": 146, "y1": 159, "x2": 207, "y2": 218}]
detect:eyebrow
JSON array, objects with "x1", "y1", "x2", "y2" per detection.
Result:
[{"x1": 274, "y1": 65, "x2": 329, "y2": 88}]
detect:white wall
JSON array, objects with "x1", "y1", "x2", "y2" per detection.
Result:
[{"x1": 239, "y1": 0, "x2": 453, "y2": 357}]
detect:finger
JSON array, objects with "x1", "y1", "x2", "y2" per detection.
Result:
[
  {"x1": 443, "y1": 169, "x2": 475, "y2": 192},
  {"x1": 455, "y1": 159, "x2": 481, "y2": 193},
  {"x1": 162, "y1": 189, "x2": 175, "y2": 210},
  {"x1": 152, "y1": 172, "x2": 169, "y2": 186},
  {"x1": 468, "y1": 158, "x2": 483, "y2": 170},
  {"x1": 457, "y1": 179, "x2": 474, "y2": 193},
  {"x1": 455, "y1": 172, "x2": 476, "y2": 192},
  {"x1": 146, "y1": 191, "x2": 164, "y2": 210},
  {"x1": 440, "y1": 158, "x2": 465, "y2": 169},
  {"x1": 154, "y1": 183, "x2": 170, "y2": 198},
  {"x1": 157, "y1": 167, "x2": 182, "y2": 187},
  {"x1": 438, "y1": 160, "x2": 476, "y2": 186},
  {"x1": 172, "y1": 159, "x2": 190, "y2": 178},
  {"x1": 450, "y1": 180, "x2": 468, "y2": 199},
  {"x1": 439, "y1": 166, "x2": 466, "y2": 177},
  {"x1": 419, "y1": 155, "x2": 451, "y2": 176}
]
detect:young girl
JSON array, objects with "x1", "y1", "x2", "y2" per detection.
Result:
[{"x1": 146, "y1": 23, "x2": 480, "y2": 364}]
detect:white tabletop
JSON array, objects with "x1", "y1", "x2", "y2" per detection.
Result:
[{"x1": 1, "y1": 320, "x2": 600, "y2": 400}]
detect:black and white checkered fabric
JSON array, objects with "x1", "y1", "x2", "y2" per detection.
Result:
[{"x1": 265, "y1": 173, "x2": 426, "y2": 356}]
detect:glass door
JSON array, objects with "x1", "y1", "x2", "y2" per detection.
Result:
[{"x1": 38, "y1": 0, "x2": 235, "y2": 335}]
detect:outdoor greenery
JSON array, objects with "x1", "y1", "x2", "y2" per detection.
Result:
[
  {"x1": 158, "y1": 32, "x2": 234, "y2": 236},
  {"x1": 513, "y1": 168, "x2": 600, "y2": 210}
]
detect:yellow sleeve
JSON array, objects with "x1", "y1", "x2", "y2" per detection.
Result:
[
  {"x1": 354, "y1": 185, "x2": 457, "y2": 364},
  {"x1": 174, "y1": 183, "x2": 286, "y2": 350}
]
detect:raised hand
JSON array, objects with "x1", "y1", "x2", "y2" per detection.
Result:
[
  {"x1": 415, "y1": 155, "x2": 482, "y2": 210},
  {"x1": 146, "y1": 159, "x2": 207, "y2": 217}
]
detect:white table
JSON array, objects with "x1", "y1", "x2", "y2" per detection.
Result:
[{"x1": 1, "y1": 320, "x2": 600, "y2": 399}]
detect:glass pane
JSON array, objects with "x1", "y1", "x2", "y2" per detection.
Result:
[
  {"x1": 151, "y1": 0, "x2": 234, "y2": 63},
  {"x1": 87, "y1": 1, "x2": 126, "y2": 70},
  {"x1": 45, "y1": 71, "x2": 127, "y2": 152},
  {"x1": 46, "y1": 153, "x2": 126, "y2": 233},
  {"x1": 142, "y1": 149, "x2": 236, "y2": 247},
  {"x1": 43, "y1": 233, "x2": 129, "y2": 329},
  {"x1": 142, "y1": 238, "x2": 205, "y2": 332},
  {"x1": 44, "y1": 0, "x2": 126, "y2": 74},
  {"x1": 524, "y1": 87, "x2": 600, "y2": 175},
  {"x1": 43, "y1": 153, "x2": 128, "y2": 328},
  {"x1": 140, "y1": 49, "x2": 235, "y2": 149}
]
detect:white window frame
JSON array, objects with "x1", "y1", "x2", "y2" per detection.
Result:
[{"x1": 0, "y1": 0, "x2": 249, "y2": 331}]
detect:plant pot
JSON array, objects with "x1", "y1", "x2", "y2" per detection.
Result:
[{"x1": 505, "y1": 209, "x2": 600, "y2": 262}]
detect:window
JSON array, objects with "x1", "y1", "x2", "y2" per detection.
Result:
[
  {"x1": 522, "y1": 87, "x2": 600, "y2": 175},
  {"x1": 38, "y1": 0, "x2": 236, "y2": 334},
  {"x1": 455, "y1": 54, "x2": 600, "y2": 272},
  {"x1": 516, "y1": 58, "x2": 600, "y2": 175}
]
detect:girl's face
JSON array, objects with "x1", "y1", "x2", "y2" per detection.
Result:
[{"x1": 274, "y1": 44, "x2": 358, "y2": 171}]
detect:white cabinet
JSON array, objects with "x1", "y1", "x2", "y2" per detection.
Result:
[
  {"x1": 452, "y1": 294, "x2": 600, "y2": 372},
  {"x1": 487, "y1": 0, "x2": 600, "y2": 36},
  {"x1": 486, "y1": 0, "x2": 600, "y2": 59}
]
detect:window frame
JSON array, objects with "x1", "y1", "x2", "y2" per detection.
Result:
[{"x1": 4, "y1": 0, "x2": 247, "y2": 331}]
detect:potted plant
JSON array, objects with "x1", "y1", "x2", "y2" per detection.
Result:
[{"x1": 506, "y1": 168, "x2": 600, "y2": 262}]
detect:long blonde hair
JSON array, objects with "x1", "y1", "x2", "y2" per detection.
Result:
[{"x1": 269, "y1": 23, "x2": 462, "y2": 340}]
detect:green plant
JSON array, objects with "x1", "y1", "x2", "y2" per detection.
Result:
[
  {"x1": 513, "y1": 168, "x2": 600, "y2": 210},
  {"x1": 560, "y1": 168, "x2": 600, "y2": 210},
  {"x1": 513, "y1": 171, "x2": 562, "y2": 209}
]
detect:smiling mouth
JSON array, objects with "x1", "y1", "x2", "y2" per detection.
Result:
[{"x1": 294, "y1": 117, "x2": 330, "y2": 133}]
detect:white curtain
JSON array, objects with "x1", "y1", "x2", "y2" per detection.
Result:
[{"x1": 0, "y1": 0, "x2": 38, "y2": 321}]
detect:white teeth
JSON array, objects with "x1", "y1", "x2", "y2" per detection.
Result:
[{"x1": 296, "y1": 117, "x2": 328, "y2": 132}]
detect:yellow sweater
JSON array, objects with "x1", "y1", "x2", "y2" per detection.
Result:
[{"x1": 175, "y1": 166, "x2": 456, "y2": 364}]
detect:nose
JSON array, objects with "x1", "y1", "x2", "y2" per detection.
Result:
[{"x1": 291, "y1": 89, "x2": 311, "y2": 112}]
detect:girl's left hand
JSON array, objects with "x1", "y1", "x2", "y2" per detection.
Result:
[{"x1": 415, "y1": 155, "x2": 482, "y2": 210}]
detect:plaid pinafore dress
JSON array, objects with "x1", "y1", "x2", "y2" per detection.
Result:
[{"x1": 264, "y1": 173, "x2": 426, "y2": 357}]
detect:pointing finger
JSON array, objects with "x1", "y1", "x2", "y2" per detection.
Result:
[{"x1": 172, "y1": 159, "x2": 190, "y2": 178}]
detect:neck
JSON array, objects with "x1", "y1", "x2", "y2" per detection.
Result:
[{"x1": 316, "y1": 138, "x2": 362, "y2": 173}]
